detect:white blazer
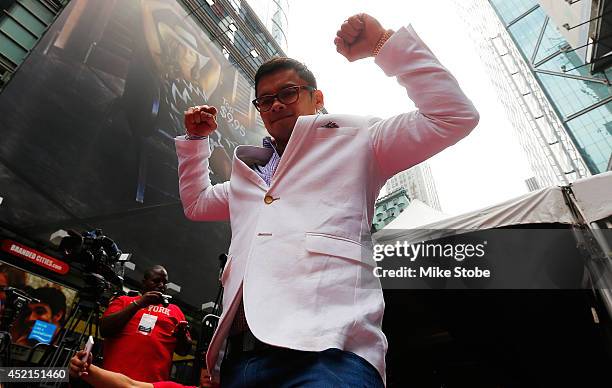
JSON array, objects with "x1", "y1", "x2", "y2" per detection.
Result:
[{"x1": 175, "y1": 25, "x2": 479, "y2": 384}]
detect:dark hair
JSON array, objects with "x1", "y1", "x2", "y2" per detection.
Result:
[
  {"x1": 255, "y1": 57, "x2": 317, "y2": 96},
  {"x1": 30, "y1": 287, "x2": 66, "y2": 316},
  {"x1": 163, "y1": 38, "x2": 203, "y2": 81},
  {"x1": 144, "y1": 265, "x2": 167, "y2": 280}
]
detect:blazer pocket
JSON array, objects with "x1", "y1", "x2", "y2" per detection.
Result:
[
  {"x1": 305, "y1": 232, "x2": 374, "y2": 268},
  {"x1": 313, "y1": 127, "x2": 359, "y2": 138}
]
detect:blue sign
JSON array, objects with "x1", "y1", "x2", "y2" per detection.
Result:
[{"x1": 27, "y1": 320, "x2": 57, "y2": 344}]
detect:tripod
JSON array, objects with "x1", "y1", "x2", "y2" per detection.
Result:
[
  {"x1": 40, "y1": 288, "x2": 105, "y2": 388},
  {"x1": 38, "y1": 297, "x2": 101, "y2": 388},
  {"x1": 0, "y1": 287, "x2": 40, "y2": 388}
]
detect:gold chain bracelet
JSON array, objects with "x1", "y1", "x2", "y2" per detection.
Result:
[{"x1": 373, "y1": 30, "x2": 394, "y2": 57}]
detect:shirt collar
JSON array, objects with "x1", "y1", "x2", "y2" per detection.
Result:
[{"x1": 262, "y1": 137, "x2": 279, "y2": 155}]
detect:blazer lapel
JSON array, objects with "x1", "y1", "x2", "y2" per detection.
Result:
[
  {"x1": 234, "y1": 145, "x2": 273, "y2": 190},
  {"x1": 270, "y1": 114, "x2": 319, "y2": 187}
]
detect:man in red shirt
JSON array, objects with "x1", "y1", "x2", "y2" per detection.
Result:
[{"x1": 100, "y1": 265, "x2": 192, "y2": 382}]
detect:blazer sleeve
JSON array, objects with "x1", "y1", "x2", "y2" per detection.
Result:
[
  {"x1": 175, "y1": 137, "x2": 230, "y2": 221},
  {"x1": 369, "y1": 25, "x2": 480, "y2": 181}
]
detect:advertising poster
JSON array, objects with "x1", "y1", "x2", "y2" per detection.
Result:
[
  {"x1": 1, "y1": 261, "x2": 78, "y2": 346},
  {"x1": 0, "y1": 0, "x2": 268, "y2": 307}
]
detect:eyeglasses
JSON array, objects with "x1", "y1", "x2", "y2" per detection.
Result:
[{"x1": 252, "y1": 85, "x2": 316, "y2": 112}]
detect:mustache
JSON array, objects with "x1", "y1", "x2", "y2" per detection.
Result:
[{"x1": 271, "y1": 112, "x2": 294, "y2": 123}]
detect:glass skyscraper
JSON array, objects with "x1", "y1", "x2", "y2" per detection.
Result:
[
  {"x1": 454, "y1": 0, "x2": 591, "y2": 188},
  {"x1": 248, "y1": 0, "x2": 289, "y2": 52},
  {"x1": 490, "y1": 0, "x2": 612, "y2": 175}
]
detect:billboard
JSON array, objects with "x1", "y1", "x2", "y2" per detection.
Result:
[
  {"x1": 0, "y1": 260, "x2": 78, "y2": 347},
  {"x1": 0, "y1": 0, "x2": 268, "y2": 307}
]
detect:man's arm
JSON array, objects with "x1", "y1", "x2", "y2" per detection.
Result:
[
  {"x1": 82, "y1": 364, "x2": 152, "y2": 388},
  {"x1": 175, "y1": 106, "x2": 230, "y2": 222},
  {"x1": 335, "y1": 14, "x2": 479, "y2": 182},
  {"x1": 69, "y1": 351, "x2": 152, "y2": 388},
  {"x1": 175, "y1": 138, "x2": 230, "y2": 221},
  {"x1": 99, "y1": 292, "x2": 162, "y2": 338},
  {"x1": 368, "y1": 24, "x2": 480, "y2": 180}
]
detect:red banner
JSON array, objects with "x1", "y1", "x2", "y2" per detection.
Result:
[{"x1": 1, "y1": 240, "x2": 69, "y2": 275}]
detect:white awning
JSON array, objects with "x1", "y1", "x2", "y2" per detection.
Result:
[{"x1": 375, "y1": 172, "x2": 612, "y2": 244}]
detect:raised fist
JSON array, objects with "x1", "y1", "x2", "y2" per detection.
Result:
[
  {"x1": 334, "y1": 13, "x2": 389, "y2": 62},
  {"x1": 184, "y1": 105, "x2": 218, "y2": 137}
]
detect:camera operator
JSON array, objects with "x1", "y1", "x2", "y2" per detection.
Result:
[{"x1": 100, "y1": 265, "x2": 191, "y2": 382}]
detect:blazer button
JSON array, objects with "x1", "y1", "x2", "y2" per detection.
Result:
[{"x1": 264, "y1": 195, "x2": 274, "y2": 204}]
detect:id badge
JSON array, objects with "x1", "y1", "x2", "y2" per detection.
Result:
[{"x1": 137, "y1": 313, "x2": 158, "y2": 335}]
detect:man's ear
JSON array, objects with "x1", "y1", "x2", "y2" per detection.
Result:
[
  {"x1": 314, "y1": 90, "x2": 324, "y2": 111},
  {"x1": 52, "y1": 310, "x2": 65, "y2": 324}
]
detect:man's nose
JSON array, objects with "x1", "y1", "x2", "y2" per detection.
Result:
[{"x1": 270, "y1": 98, "x2": 286, "y2": 112}]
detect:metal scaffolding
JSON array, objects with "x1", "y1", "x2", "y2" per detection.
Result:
[{"x1": 491, "y1": 32, "x2": 589, "y2": 184}]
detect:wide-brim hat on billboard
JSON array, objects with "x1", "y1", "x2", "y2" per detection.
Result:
[{"x1": 158, "y1": 22, "x2": 210, "y2": 71}]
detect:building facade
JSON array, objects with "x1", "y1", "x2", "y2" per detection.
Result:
[
  {"x1": 0, "y1": 0, "x2": 70, "y2": 90},
  {"x1": 456, "y1": 0, "x2": 611, "y2": 187},
  {"x1": 0, "y1": 0, "x2": 286, "y2": 310},
  {"x1": 384, "y1": 163, "x2": 442, "y2": 212},
  {"x1": 525, "y1": 176, "x2": 541, "y2": 192},
  {"x1": 372, "y1": 188, "x2": 410, "y2": 232},
  {"x1": 248, "y1": 0, "x2": 289, "y2": 52},
  {"x1": 454, "y1": 0, "x2": 592, "y2": 189},
  {"x1": 489, "y1": 0, "x2": 612, "y2": 175}
]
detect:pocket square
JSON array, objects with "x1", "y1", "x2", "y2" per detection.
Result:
[{"x1": 320, "y1": 121, "x2": 339, "y2": 128}]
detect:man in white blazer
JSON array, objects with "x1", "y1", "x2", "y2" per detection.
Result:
[{"x1": 176, "y1": 13, "x2": 479, "y2": 387}]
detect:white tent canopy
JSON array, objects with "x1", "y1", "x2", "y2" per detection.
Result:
[
  {"x1": 572, "y1": 171, "x2": 612, "y2": 224},
  {"x1": 375, "y1": 171, "x2": 612, "y2": 244}
]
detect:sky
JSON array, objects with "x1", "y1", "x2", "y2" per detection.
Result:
[{"x1": 286, "y1": 0, "x2": 534, "y2": 216}]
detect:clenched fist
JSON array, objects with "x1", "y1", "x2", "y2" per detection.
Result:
[
  {"x1": 184, "y1": 105, "x2": 218, "y2": 137},
  {"x1": 334, "y1": 14, "x2": 390, "y2": 62}
]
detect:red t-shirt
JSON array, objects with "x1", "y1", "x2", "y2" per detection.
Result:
[
  {"x1": 102, "y1": 295, "x2": 186, "y2": 382},
  {"x1": 152, "y1": 382, "x2": 196, "y2": 388}
]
